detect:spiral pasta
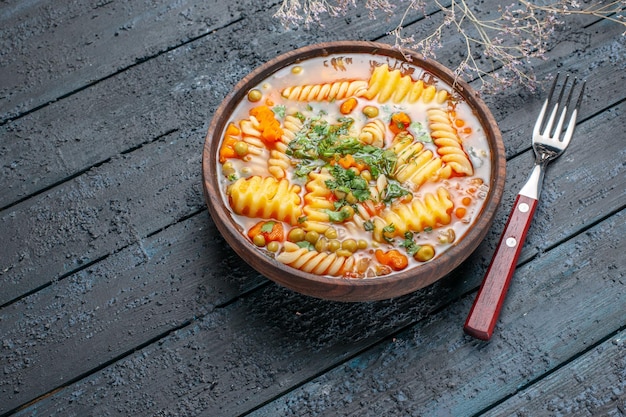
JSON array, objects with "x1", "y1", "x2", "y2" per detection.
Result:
[
  {"x1": 275, "y1": 242, "x2": 357, "y2": 276},
  {"x1": 391, "y1": 132, "x2": 452, "y2": 187},
  {"x1": 231, "y1": 118, "x2": 270, "y2": 176},
  {"x1": 268, "y1": 144, "x2": 290, "y2": 179},
  {"x1": 281, "y1": 80, "x2": 368, "y2": 102},
  {"x1": 355, "y1": 199, "x2": 383, "y2": 222},
  {"x1": 365, "y1": 64, "x2": 449, "y2": 105},
  {"x1": 371, "y1": 187, "x2": 453, "y2": 242},
  {"x1": 300, "y1": 169, "x2": 335, "y2": 233},
  {"x1": 427, "y1": 108, "x2": 473, "y2": 176},
  {"x1": 217, "y1": 53, "x2": 493, "y2": 278},
  {"x1": 268, "y1": 114, "x2": 304, "y2": 179},
  {"x1": 358, "y1": 119, "x2": 386, "y2": 147},
  {"x1": 281, "y1": 114, "x2": 304, "y2": 142},
  {"x1": 227, "y1": 176, "x2": 303, "y2": 225}
]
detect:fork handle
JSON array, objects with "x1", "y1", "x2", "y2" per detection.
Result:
[{"x1": 464, "y1": 194, "x2": 538, "y2": 341}]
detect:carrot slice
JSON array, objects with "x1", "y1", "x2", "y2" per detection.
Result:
[
  {"x1": 389, "y1": 112, "x2": 412, "y2": 135},
  {"x1": 375, "y1": 249, "x2": 408, "y2": 271},
  {"x1": 249, "y1": 105, "x2": 284, "y2": 144},
  {"x1": 247, "y1": 221, "x2": 285, "y2": 243}
]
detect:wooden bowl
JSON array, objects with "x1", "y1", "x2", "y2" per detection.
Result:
[{"x1": 202, "y1": 41, "x2": 505, "y2": 302}]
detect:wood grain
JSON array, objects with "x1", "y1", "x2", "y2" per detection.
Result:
[
  {"x1": 0, "y1": 0, "x2": 624, "y2": 415},
  {"x1": 249, "y1": 210, "x2": 626, "y2": 417},
  {"x1": 2, "y1": 88, "x2": 624, "y2": 417},
  {"x1": 0, "y1": 0, "x2": 240, "y2": 123},
  {"x1": 483, "y1": 329, "x2": 626, "y2": 416},
  {"x1": 11, "y1": 207, "x2": 625, "y2": 417}
]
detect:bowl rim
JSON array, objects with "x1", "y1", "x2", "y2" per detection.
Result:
[{"x1": 202, "y1": 40, "x2": 506, "y2": 302}]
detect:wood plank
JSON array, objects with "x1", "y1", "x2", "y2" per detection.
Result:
[
  {"x1": 0, "y1": 0, "x2": 434, "y2": 210},
  {"x1": 1, "y1": 6, "x2": 624, "y2": 415},
  {"x1": 374, "y1": 13, "x2": 626, "y2": 161},
  {"x1": 484, "y1": 329, "x2": 626, "y2": 416},
  {"x1": 0, "y1": 2, "x2": 443, "y2": 299},
  {"x1": 2, "y1": 77, "x2": 623, "y2": 307},
  {"x1": 1, "y1": 3, "x2": 620, "y2": 211},
  {"x1": 0, "y1": 0, "x2": 431, "y2": 124},
  {"x1": 1, "y1": 258, "x2": 482, "y2": 415},
  {"x1": 0, "y1": 0, "x2": 246, "y2": 123},
  {"x1": 248, "y1": 209, "x2": 626, "y2": 417},
  {"x1": 0, "y1": 214, "x2": 266, "y2": 414},
  {"x1": 9, "y1": 204, "x2": 625, "y2": 416},
  {"x1": 2, "y1": 97, "x2": 623, "y2": 414},
  {"x1": 0, "y1": 128, "x2": 206, "y2": 306}
]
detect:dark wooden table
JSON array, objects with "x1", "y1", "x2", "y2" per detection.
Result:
[{"x1": 1, "y1": 1, "x2": 625, "y2": 416}]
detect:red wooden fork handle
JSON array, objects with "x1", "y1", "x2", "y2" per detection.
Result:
[{"x1": 464, "y1": 194, "x2": 539, "y2": 341}]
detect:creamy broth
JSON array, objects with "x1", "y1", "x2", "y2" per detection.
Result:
[{"x1": 217, "y1": 54, "x2": 491, "y2": 278}]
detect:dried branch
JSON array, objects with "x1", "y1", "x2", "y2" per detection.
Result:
[{"x1": 274, "y1": 0, "x2": 625, "y2": 92}]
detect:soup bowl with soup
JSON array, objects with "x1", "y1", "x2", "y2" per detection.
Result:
[{"x1": 202, "y1": 41, "x2": 506, "y2": 301}]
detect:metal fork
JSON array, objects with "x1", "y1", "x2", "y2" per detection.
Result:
[{"x1": 464, "y1": 73, "x2": 586, "y2": 341}]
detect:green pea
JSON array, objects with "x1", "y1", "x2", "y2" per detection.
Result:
[
  {"x1": 362, "y1": 105, "x2": 379, "y2": 118},
  {"x1": 288, "y1": 227, "x2": 306, "y2": 242},
  {"x1": 444, "y1": 229, "x2": 456, "y2": 244},
  {"x1": 340, "y1": 205, "x2": 354, "y2": 220},
  {"x1": 253, "y1": 234, "x2": 266, "y2": 247},
  {"x1": 334, "y1": 189, "x2": 347, "y2": 200},
  {"x1": 247, "y1": 89, "x2": 262, "y2": 102},
  {"x1": 305, "y1": 230, "x2": 320, "y2": 244},
  {"x1": 234, "y1": 141, "x2": 248, "y2": 156},
  {"x1": 328, "y1": 239, "x2": 341, "y2": 252},
  {"x1": 222, "y1": 162, "x2": 235, "y2": 177},
  {"x1": 414, "y1": 245, "x2": 435, "y2": 262},
  {"x1": 324, "y1": 227, "x2": 338, "y2": 240},
  {"x1": 266, "y1": 241, "x2": 280, "y2": 252},
  {"x1": 341, "y1": 239, "x2": 358, "y2": 253},
  {"x1": 315, "y1": 237, "x2": 328, "y2": 252},
  {"x1": 336, "y1": 249, "x2": 352, "y2": 258},
  {"x1": 357, "y1": 239, "x2": 368, "y2": 250}
]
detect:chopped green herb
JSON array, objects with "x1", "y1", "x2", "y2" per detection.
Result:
[
  {"x1": 383, "y1": 179, "x2": 411, "y2": 204},
  {"x1": 285, "y1": 111, "x2": 401, "y2": 181},
  {"x1": 322, "y1": 208, "x2": 351, "y2": 223},
  {"x1": 410, "y1": 121, "x2": 432, "y2": 143},
  {"x1": 287, "y1": 116, "x2": 358, "y2": 178},
  {"x1": 318, "y1": 135, "x2": 360, "y2": 159},
  {"x1": 363, "y1": 220, "x2": 374, "y2": 231},
  {"x1": 399, "y1": 232, "x2": 421, "y2": 256},
  {"x1": 353, "y1": 147, "x2": 397, "y2": 177},
  {"x1": 272, "y1": 105, "x2": 286, "y2": 119},
  {"x1": 260, "y1": 221, "x2": 275, "y2": 233},
  {"x1": 325, "y1": 165, "x2": 371, "y2": 202},
  {"x1": 382, "y1": 223, "x2": 396, "y2": 234},
  {"x1": 382, "y1": 223, "x2": 396, "y2": 242},
  {"x1": 294, "y1": 159, "x2": 324, "y2": 178},
  {"x1": 296, "y1": 241, "x2": 315, "y2": 250}
]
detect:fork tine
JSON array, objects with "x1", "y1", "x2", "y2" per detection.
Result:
[
  {"x1": 561, "y1": 80, "x2": 586, "y2": 146},
  {"x1": 553, "y1": 77, "x2": 578, "y2": 139},
  {"x1": 533, "y1": 73, "x2": 559, "y2": 136},
  {"x1": 543, "y1": 74, "x2": 569, "y2": 136}
]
